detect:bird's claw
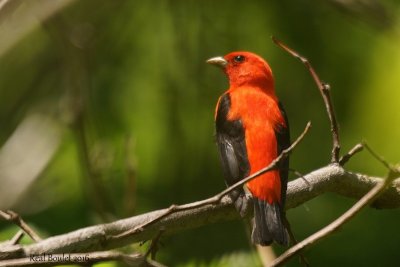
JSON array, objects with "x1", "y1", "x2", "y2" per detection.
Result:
[{"x1": 234, "y1": 194, "x2": 252, "y2": 218}]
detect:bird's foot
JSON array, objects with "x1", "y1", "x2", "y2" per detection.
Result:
[{"x1": 234, "y1": 193, "x2": 252, "y2": 218}]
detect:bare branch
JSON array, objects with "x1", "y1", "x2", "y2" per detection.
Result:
[
  {"x1": 363, "y1": 142, "x2": 393, "y2": 170},
  {"x1": 144, "y1": 229, "x2": 164, "y2": 259},
  {"x1": 339, "y1": 143, "x2": 364, "y2": 165},
  {"x1": 282, "y1": 217, "x2": 309, "y2": 267},
  {"x1": 286, "y1": 165, "x2": 400, "y2": 210},
  {"x1": 217, "y1": 121, "x2": 311, "y2": 198},
  {"x1": 270, "y1": 166, "x2": 399, "y2": 266},
  {"x1": 109, "y1": 122, "x2": 311, "y2": 240},
  {"x1": 0, "y1": 231, "x2": 24, "y2": 250},
  {"x1": 272, "y1": 37, "x2": 341, "y2": 163},
  {"x1": 0, "y1": 210, "x2": 41, "y2": 242},
  {"x1": 0, "y1": 165, "x2": 398, "y2": 261},
  {"x1": 9, "y1": 231, "x2": 24, "y2": 246}
]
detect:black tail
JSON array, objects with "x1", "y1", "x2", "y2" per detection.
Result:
[{"x1": 251, "y1": 198, "x2": 289, "y2": 246}]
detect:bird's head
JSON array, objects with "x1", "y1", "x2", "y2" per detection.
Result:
[{"x1": 207, "y1": 51, "x2": 274, "y2": 92}]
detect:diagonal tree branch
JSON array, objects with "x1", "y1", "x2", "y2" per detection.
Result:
[
  {"x1": 271, "y1": 161, "x2": 400, "y2": 266},
  {"x1": 0, "y1": 211, "x2": 41, "y2": 242},
  {"x1": 339, "y1": 143, "x2": 364, "y2": 165},
  {"x1": 273, "y1": 36, "x2": 341, "y2": 163},
  {"x1": 111, "y1": 122, "x2": 311, "y2": 241},
  {"x1": 0, "y1": 165, "x2": 398, "y2": 261}
]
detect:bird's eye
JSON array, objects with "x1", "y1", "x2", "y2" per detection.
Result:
[{"x1": 233, "y1": 55, "x2": 245, "y2": 63}]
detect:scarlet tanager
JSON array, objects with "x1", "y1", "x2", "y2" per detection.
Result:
[{"x1": 207, "y1": 52, "x2": 290, "y2": 246}]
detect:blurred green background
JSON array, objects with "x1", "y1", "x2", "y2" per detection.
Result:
[{"x1": 0, "y1": 0, "x2": 399, "y2": 266}]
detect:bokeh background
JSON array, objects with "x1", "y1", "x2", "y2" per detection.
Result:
[{"x1": 0, "y1": 0, "x2": 399, "y2": 266}]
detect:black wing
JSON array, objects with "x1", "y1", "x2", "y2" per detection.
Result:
[
  {"x1": 215, "y1": 93, "x2": 250, "y2": 212},
  {"x1": 275, "y1": 101, "x2": 291, "y2": 208}
]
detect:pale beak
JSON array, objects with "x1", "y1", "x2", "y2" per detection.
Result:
[{"x1": 206, "y1": 56, "x2": 228, "y2": 68}]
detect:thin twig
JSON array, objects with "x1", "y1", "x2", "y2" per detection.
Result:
[
  {"x1": 363, "y1": 142, "x2": 392, "y2": 170},
  {"x1": 144, "y1": 229, "x2": 164, "y2": 259},
  {"x1": 270, "y1": 167, "x2": 399, "y2": 266},
  {"x1": 272, "y1": 36, "x2": 341, "y2": 163},
  {"x1": 282, "y1": 217, "x2": 309, "y2": 267},
  {"x1": 0, "y1": 166, "x2": 398, "y2": 261},
  {"x1": 111, "y1": 122, "x2": 311, "y2": 240},
  {"x1": 0, "y1": 230, "x2": 25, "y2": 249},
  {"x1": 10, "y1": 231, "x2": 24, "y2": 246},
  {"x1": 0, "y1": 210, "x2": 41, "y2": 242},
  {"x1": 339, "y1": 143, "x2": 364, "y2": 165},
  {"x1": 289, "y1": 168, "x2": 312, "y2": 189},
  {"x1": 362, "y1": 142, "x2": 400, "y2": 191},
  {"x1": 218, "y1": 121, "x2": 311, "y2": 198}
]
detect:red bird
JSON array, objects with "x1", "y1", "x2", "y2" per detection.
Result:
[{"x1": 207, "y1": 52, "x2": 290, "y2": 246}]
